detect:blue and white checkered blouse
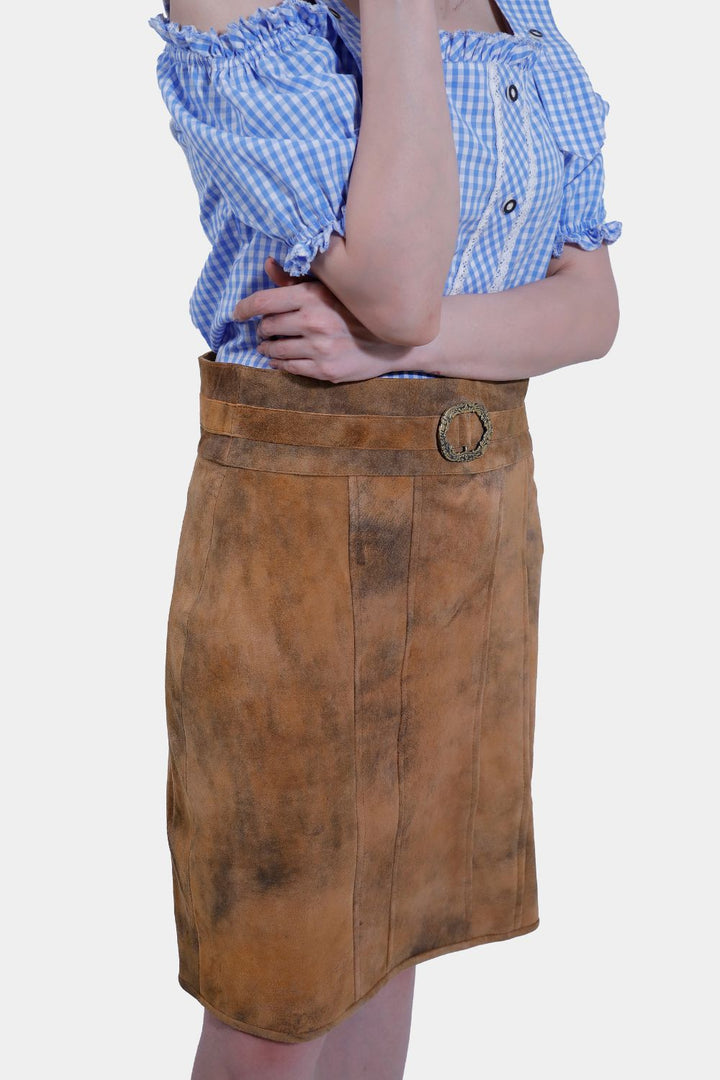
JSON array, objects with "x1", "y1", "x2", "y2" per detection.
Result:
[{"x1": 149, "y1": 0, "x2": 622, "y2": 379}]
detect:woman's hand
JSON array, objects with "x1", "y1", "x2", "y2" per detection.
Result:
[{"x1": 233, "y1": 257, "x2": 419, "y2": 383}]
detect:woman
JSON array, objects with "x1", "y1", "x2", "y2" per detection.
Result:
[{"x1": 148, "y1": 1, "x2": 621, "y2": 1076}]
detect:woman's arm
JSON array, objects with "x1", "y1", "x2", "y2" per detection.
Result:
[
  {"x1": 169, "y1": 0, "x2": 460, "y2": 347},
  {"x1": 245, "y1": 244, "x2": 620, "y2": 382},
  {"x1": 308, "y1": 0, "x2": 461, "y2": 347},
  {"x1": 402, "y1": 243, "x2": 621, "y2": 379}
]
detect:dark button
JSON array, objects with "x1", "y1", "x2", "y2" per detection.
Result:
[
  {"x1": 528, "y1": 27, "x2": 543, "y2": 37},
  {"x1": 328, "y1": 6, "x2": 341, "y2": 16},
  {"x1": 506, "y1": 83, "x2": 519, "y2": 102},
  {"x1": 503, "y1": 199, "x2": 517, "y2": 214}
]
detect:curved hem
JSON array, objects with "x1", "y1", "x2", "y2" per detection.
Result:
[{"x1": 178, "y1": 916, "x2": 540, "y2": 1043}]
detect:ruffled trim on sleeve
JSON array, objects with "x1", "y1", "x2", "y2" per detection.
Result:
[
  {"x1": 551, "y1": 219, "x2": 622, "y2": 259},
  {"x1": 148, "y1": 0, "x2": 331, "y2": 59},
  {"x1": 321, "y1": 1, "x2": 546, "y2": 69},
  {"x1": 281, "y1": 203, "x2": 348, "y2": 277}
]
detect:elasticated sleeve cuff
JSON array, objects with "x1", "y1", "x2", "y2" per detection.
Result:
[
  {"x1": 550, "y1": 147, "x2": 622, "y2": 259},
  {"x1": 552, "y1": 218, "x2": 623, "y2": 258}
]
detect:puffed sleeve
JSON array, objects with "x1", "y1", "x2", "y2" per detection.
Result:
[
  {"x1": 148, "y1": 1, "x2": 360, "y2": 277},
  {"x1": 527, "y1": 1, "x2": 622, "y2": 258},
  {"x1": 551, "y1": 136, "x2": 622, "y2": 258}
]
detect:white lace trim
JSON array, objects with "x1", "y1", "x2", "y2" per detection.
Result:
[
  {"x1": 488, "y1": 79, "x2": 538, "y2": 293},
  {"x1": 448, "y1": 62, "x2": 507, "y2": 296}
]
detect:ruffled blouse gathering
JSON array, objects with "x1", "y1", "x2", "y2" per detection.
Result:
[
  {"x1": 150, "y1": 0, "x2": 333, "y2": 59},
  {"x1": 149, "y1": 0, "x2": 622, "y2": 379}
]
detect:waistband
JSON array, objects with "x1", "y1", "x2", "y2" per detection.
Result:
[{"x1": 196, "y1": 352, "x2": 532, "y2": 477}]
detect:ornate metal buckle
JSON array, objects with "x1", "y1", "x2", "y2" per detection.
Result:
[{"x1": 437, "y1": 401, "x2": 493, "y2": 462}]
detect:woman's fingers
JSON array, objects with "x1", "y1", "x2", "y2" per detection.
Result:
[
  {"x1": 257, "y1": 335, "x2": 314, "y2": 360},
  {"x1": 268, "y1": 357, "x2": 348, "y2": 382},
  {"x1": 267, "y1": 357, "x2": 319, "y2": 376},
  {"x1": 257, "y1": 311, "x2": 307, "y2": 339},
  {"x1": 233, "y1": 283, "x2": 306, "y2": 322}
]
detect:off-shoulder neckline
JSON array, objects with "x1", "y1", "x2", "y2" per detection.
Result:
[
  {"x1": 150, "y1": 1, "x2": 331, "y2": 56},
  {"x1": 326, "y1": 0, "x2": 517, "y2": 43},
  {"x1": 151, "y1": 0, "x2": 545, "y2": 67},
  {"x1": 156, "y1": 0, "x2": 326, "y2": 42},
  {"x1": 321, "y1": 0, "x2": 544, "y2": 67},
  {"x1": 156, "y1": 0, "x2": 525, "y2": 45}
]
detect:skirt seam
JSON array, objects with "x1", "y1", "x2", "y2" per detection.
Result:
[
  {"x1": 514, "y1": 455, "x2": 532, "y2": 928},
  {"x1": 347, "y1": 476, "x2": 363, "y2": 1002},
  {"x1": 386, "y1": 475, "x2": 422, "y2": 970},
  {"x1": 195, "y1": 445, "x2": 536, "y2": 480},
  {"x1": 176, "y1": 465, "x2": 229, "y2": 993},
  {"x1": 465, "y1": 473, "x2": 505, "y2": 929}
]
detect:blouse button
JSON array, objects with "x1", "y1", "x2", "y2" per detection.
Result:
[
  {"x1": 328, "y1": 6, "x2": 341, "y2": 16},
  {"x1": 528, "y1": 28, "x2": 543, "y2": 37},
  {"x1": 503, "y1": 199, "x2": 517, "y2": 214},
  {"x1": 506, "y1": 84, "x2": 519, "y2": 102}
]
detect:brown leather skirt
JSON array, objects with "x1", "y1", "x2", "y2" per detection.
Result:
[{"x1": 165, "y1": 351, "x2": 544, "y2": 1043}]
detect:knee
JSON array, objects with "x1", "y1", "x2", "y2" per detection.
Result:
[{"x1": 198, "y1": 1009, "x2": 325, "y2": 1079}]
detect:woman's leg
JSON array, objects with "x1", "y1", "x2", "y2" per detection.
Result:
[
  {"x1": 189, "y1": 965, "x2": 416, "y2": 1080},
  {"x1": 191, "y1": 1012, "x2": 327, "y2": 1080},
  {"x1": 313, "y1": 966, "x2": 416, "y2": 1080}
]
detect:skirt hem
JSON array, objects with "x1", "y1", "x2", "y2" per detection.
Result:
[{"x1": 178, "y1": 917, "x2": 540, "y2": 1044}]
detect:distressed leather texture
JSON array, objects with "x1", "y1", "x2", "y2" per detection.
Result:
[{"x1": 164, "y1": 353, "x2": 544, "y2": 1042}]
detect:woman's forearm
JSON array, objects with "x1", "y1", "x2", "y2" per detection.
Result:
[
  {"x1": 310, "y1": 0, "x2": 460, "y2": 346},
  {"x1": 387, "y1": 247, "x2": 621, "y2": 379}
]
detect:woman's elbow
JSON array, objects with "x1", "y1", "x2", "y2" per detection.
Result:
[
  {"x1": 310, "y1": 236, "x2": 443, "y2": 345},
  {"x1": 336, "y1": 281, "x2": 443, "y2": 346},
  {"x1": 588, "y1": 280, "x2": 621, "y2": 359},
  {"x1": 368, "y1": 301, "x2": 443, "y2": 347},
  {"x1": 550, "y1": 243, "x2": 621, "y2": 361}
]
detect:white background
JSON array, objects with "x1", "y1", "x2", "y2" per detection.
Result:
[{"x1": 2, "y1": 1, "x2": 717, "y2": 1076}]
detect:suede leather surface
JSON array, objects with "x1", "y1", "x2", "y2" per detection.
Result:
[{"x1": 164, "y1": 353, "x2": 544, "y2": 1042}]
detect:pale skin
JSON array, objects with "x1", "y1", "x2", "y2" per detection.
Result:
[
  {"x1": 237, "y1": 0, "x2": 619, "y2": 381},
  {"x1": 167, "y1": 1, "x2": 619, "y2": 1076}
]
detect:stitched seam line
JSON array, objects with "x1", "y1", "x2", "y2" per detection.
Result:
[
  {"x1": 175, "y1": 464, "x2": 228, "y2": 993},
  {"x1": 200, "y1": 396, "x2": 524, "y2": 422},
  {"x1": 514, "y1": 454, "x2": 532, "y2": 927},
  {"x1": 465, "y1": 473, "x2": 505, "y2": 928},
  {"x1": 198, "y1": 429, "x2": 527, "y2": 451},
  {"x1": 347, "y1": 475, "x2": 362, "y2": 1000},
  {"x1": 386, "y1": 476, "x2": 421, "y2": 969},
  {"x1": 195, "y1": 443, "x2": 536, "y2": 478}
]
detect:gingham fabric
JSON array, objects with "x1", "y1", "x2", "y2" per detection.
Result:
[{"x1": 149, "y1": 0, "x2": 621, "y2": 378}]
